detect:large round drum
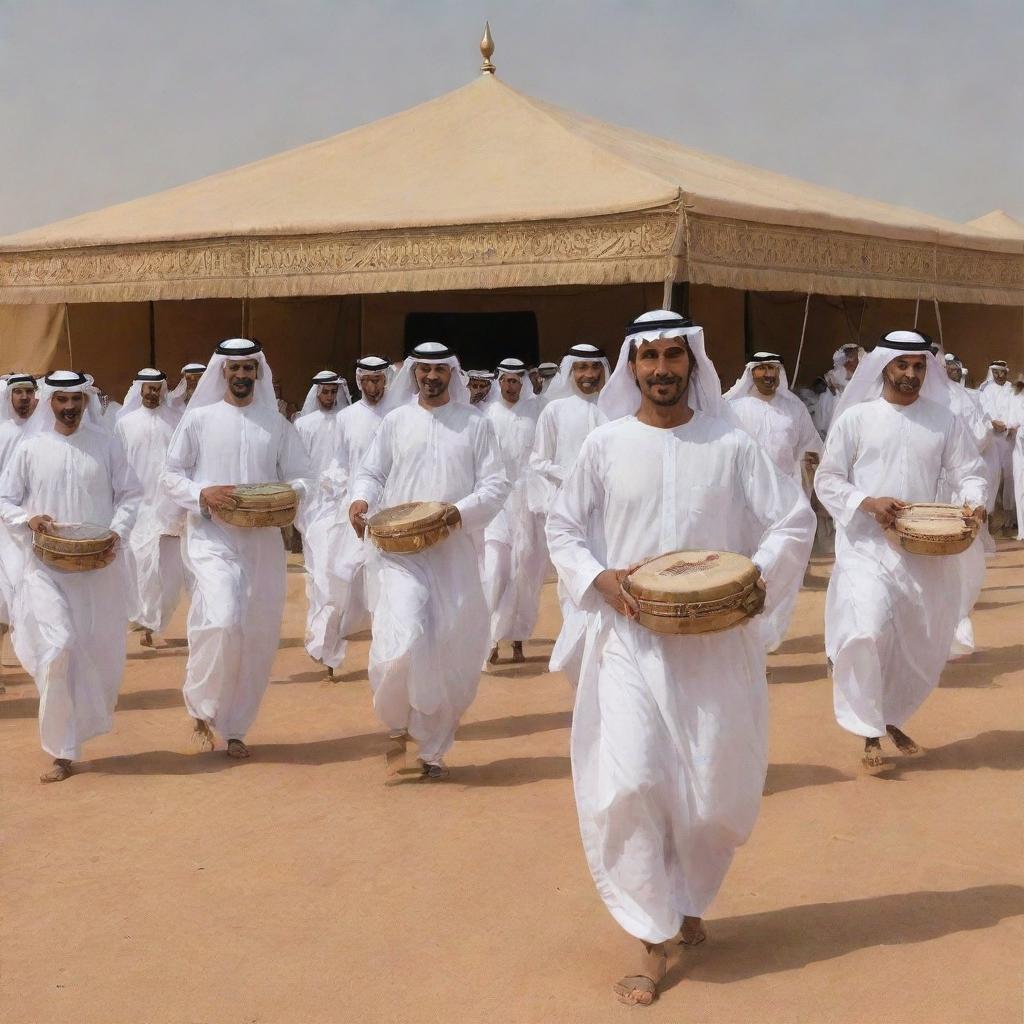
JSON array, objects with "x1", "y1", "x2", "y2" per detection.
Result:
[
  {"x1": 33, "y1": 523, "x2": 117, "y2": 572},
  {"x1": 892, "y1": 503, "x2": 978, "y2": 556},
  {"x1": 620, "y1": 550, "x2": 764, "y2": 635},
  {"x1": 367, "y1": 501, "x2": 453, "y2": 555},
  {"x1": 216, "y1": 484, "x2": 297, "y2": 528}
]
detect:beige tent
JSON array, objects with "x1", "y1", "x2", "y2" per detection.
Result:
[
  {"x1": 0, "y1": 43, "x2": 1021, "y2": 399},
  {"x1": 966, "y1": 210, "x2": 1024, "y2": 240}
]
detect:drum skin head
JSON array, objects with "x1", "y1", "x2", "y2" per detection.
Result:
[
  {"x1": 627, "y1": 550, "x2": 759, "y2": 604},
  {"x1": 367, "y1": 501, "x2": 448, "y2": 534}
]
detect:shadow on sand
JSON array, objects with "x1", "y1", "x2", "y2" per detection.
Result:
[
  {"x1": 873, "y1": 730, "x2": 1024, "y2": 779},
  {"x1": 763, "y1": 762, "x2": 852, "y2": 796},
  {"x1": 661, "y1": 884, "x2": 1024, "y2": 988},
  {"x1": 940, "y1": 644, "x2": 1024, "y2": 689}
]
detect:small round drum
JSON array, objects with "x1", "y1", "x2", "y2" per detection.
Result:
[
  {"x1": 216, "y1": 484, "x2": 297, "y2": 528},
  {"x1": 892, "y1": 503, "x2": 978, "y2": 556},
  {"x1": 33, "y1": 523, "x2": 116, "y2": 572},
  {"x1": 367, "y1": 501, "x2": 453, "y2": 555},
  {"x1": 620, "y1": 550, "x2": 764, "y2": 635}
]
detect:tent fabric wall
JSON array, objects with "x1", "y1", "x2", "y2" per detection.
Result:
[{"x1": 0, "y1": 303, "x2": 67, "y2": 373}]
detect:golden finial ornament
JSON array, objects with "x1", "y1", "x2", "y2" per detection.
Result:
[{"x1": 480, "y1": 21, "x2": 495, "y2": 75}]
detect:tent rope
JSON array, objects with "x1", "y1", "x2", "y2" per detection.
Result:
[
  {"x1": 933, "y1": 298, "x2": 944, "y2": 350},
  {"x1": 792, "y1": 288, "x2": 812, "y2": 386}
]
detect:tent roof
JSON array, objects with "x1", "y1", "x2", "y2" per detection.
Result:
[
  {"x1": 966, "y1": 210, "x2": 1024, "y2": 240},
  {"x1": 0, "y1": 75, "x2": 1000, "y2": 249},
  {"x1": 0, "y1": 73, "x2": 1020, "y2": 305}
]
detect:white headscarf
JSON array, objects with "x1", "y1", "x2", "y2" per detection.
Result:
[
  {"x1": 120, "y1": 369, "x2": 172, "y2": 419},
  {"x1": 23, "y1": 371, "x2": 103, "y2": 440},
  {"x1": 169, "y1": 362, "x2": 208, "y2": 404},
  {"x1": 542, "y1": 344, "x2": 611, "y2": 402},
  {"x1": 183, "y1": 340, "x2": 276, "y2": 414},
  {"x1": 298, "y1": 370, "x2": 351, "y2": 418},
  {"x1": 598, "y1": 310, "x2": 728, "y2": 423},
  {"x1": 831, "y1": 343, "x2": 865, "y2": 380},
  {"x1": 944, "y1": 353, "x2": 967, "y2": 386},
  {"x1": 482, "y1": 357, "x2": 537, "y2": 407},
  {"x1": 979, "y1": 361, "x2": 1009, "y2": 391},
  {"x1": 354, "y1": 356, "x2": 391, "y2": 396},
  {"x1": 377, "y1": 342, "x2": 470, "y2": 416},
  {"x1": 827, "y1": 331, "x2": 954, "y2": 431},
  {"x1": 723, "y1": 352, "x2": 808, "y2": 417},
  {"x1": 0, "y1": 373, "x2": 37, "y2": 425}
]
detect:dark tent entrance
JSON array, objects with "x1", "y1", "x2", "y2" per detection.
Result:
[{"x1": 403, "y1": 311, "x2": 540, "y2": 369}]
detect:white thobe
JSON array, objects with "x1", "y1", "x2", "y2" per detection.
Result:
[
  {"x1": 0, "y1": 427, "x2": 141, "y2": 759},
  {"x1": 815, "y1": 397, "x2": 986, "y2": 738},
  {"x1": 978, "y1": 382, "x2": 1015, "y2": 509},
  {"x1": 314, "y1": 400, "x2": 387, "y2": 669},
  {"x1": 116, "y1": 407, "x2": 184, "y2": 635},
  {"x1": 163, "y1": 401, "x2": 312, "y2": 740},
  {"x1": 728, "y1": 391, "x2": 821, "y2": 650},
  {"x1": 547, "y1": 414, "x2": 814, "y2": 943},
  {"x1": 353, "y1": 401, "x2": 508, "y2": 764},
  {"x1": 0, "y1": 417, "x2": 30, "y2": 627},
  {"x1": 527, "y1": 394, "x2": 606, "y2": 684},
  {"x1": 484, "y1": 397, "x2": 545, "y2": 645},
  {"x1": 294, "y1": 407, "x2": 345, "y2": 668}
]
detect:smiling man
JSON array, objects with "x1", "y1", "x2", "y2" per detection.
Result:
[
  {"x1": 163, "y1": 340, "x2": 311, "y2": 760},
  {"x1": 0, "y1": 371, "x2": 142, "y2": 782},
  {"x1": 815, "y1": 331, "x2": 987, "y2": 771},
  {"x1": 348, "y1": 341, "x2": 508, "y2": 781},
  {"x1": 546, "y1": 311, "x2": 814, "y2": 1006}
]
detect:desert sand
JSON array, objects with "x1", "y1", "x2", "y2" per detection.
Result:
[{"x1": 2, "y1": 546, "x2": 1022, "y2": 1023}]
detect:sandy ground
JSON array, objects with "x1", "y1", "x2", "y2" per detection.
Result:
[{"x1": 2, "y1": 544, "x2": 1022, "y2": 1024}]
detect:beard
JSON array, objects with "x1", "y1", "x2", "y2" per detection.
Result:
[
  {"x1": 642, "y1": 374, "x2": 686, "y2": 406},
  {"x1": 229, "y1": 378, "x2": 255, "y2": 397}
]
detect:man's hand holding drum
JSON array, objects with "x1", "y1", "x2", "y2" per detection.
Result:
[
  {"x1": 860, "y1": 495, "x2": 908, "y2": 528},
  {"x1": 28, "y1": 514, "x2": 54, "y2": 534},
  {"x1": 200, "y1": 485, "x2": 239, "y2": 517}
]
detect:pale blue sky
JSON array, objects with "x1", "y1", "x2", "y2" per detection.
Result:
[{"x1": 1, "y1": 0, "x2": 1020, "y2": 236}]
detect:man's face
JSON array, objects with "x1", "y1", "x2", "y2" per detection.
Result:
[
  {"x1": 572, "y1": 361, "x2": 605, "y2": 395},
  {"x1": 499, "y1": 373, "x2": 523, "y2": 404},
  {"x1": 752, "y1": 362, "x2": 781, "y2": 396},
  {"x1": 10, "y1": 385, "x2": 37, "y2": 419},
  {"x1": 223, "y1": 359, "x2": 258, "y2": 399},
  {"x1": 843, "y1": 349, "x2": 859, "y2": 374},
  {"x1": 468, "y1": 378, "x2": 491, "y2": 404},
  {"x1": 317, "y1": 383, "x2": 339, "y2": 411},
  {"x1": 359, "y1": 372, "x2": 386, "y2": 405},
  {"x1": 183, "y1": 371, "x2": 203, "y2": 395},
  {"x1": 631, "y1": 338, "x2": 693, "y2": 408},
  {"x1": 945, "y1": 362, "x2": 962, "y2": 382},
  {"x1": 528, "y1": 369, "x2": 543, "y2": 394},
  {"x1": 140, "y1": 382, "x2": 163, "y2": 408},
  {"x1": 51, "y1": 390, "x2": 86, "y2": 430},
  {"x1": 414, "y1": 361, "x2": 451, "y2": 400},
  {"x1": 884, "y1": 354, "x2": 927, "y2": 397},
  {"x1": 993, "y1": 367, "x2": 1009, "y2": 385}
]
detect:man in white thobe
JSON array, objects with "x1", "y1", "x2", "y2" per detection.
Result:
[
  {"x1": 976, "y1": 360, "x2": 1016, "y2": 530},
  {"x1": 168, "y1": 362, "x2": 207, "y2": 413},
  {"x1": 293, "y1": 371, "x2": 347, "y2": 675},
  {"x1": 314, "y1": 357, "x2": 391, "y2": 676},
  {"x1": 348, "y1": 341, "x2": 508, "y2": 780},
  {"x1": 482, "y1": 358, "x2": 545, "y2": 663},
  {"x1": 815, "y1": 331, "x2": 987, "y2": 772},
  {"x1": 0, "y1": 372, "x2": 142, "y2": 782},
  {"x1": 547, "y1": 311, "x2": 814, "y2": 1005},
  {"x1": 115, "y1": 369, "x2": 184, "y2": 648},
  {"x1": 725, "y1": 352, "x2": 821, "y2": 650},
  {"x1": 467, "y1": 370, "x2": 494, "y2": 406},
  {"x1": 163, "y1": 339, "x2": 312, "y2": 759},
  {"x1": 527, "y1": 344, "x2": 609, "y2": 685},
  {"x1": 824, "y1": 342, "x2": 862, "y2": 397},
  {"x1": 0, "y1": 373, "x2": 39, "y2": 670}
]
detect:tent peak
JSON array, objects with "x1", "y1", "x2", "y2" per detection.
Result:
[{"x1": 480, "y1": 22, "x2": 496, "y2": 76}]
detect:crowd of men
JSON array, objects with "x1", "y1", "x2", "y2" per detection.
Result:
[{"x1": 0, "y1": 314, "x2": 1016, "y2": 1005}]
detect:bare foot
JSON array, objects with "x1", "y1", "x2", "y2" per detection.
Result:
[
  {"x1": 886, "y1": 725, "x2": 921, "y2": 755},
  {"x1": 678, "y1": 915, "x2": 706, "y2": 946},
  {"x1": 511, "y1": 641, "x2": 525, "y2": 664},
  {"x1": 190, "y1": 718, "x2": 215, "y2": 753},
  {"x1": 612, "y1": 942, "x2": 667, "y2": 1006},
  {"x1": 385, "y1": 732, "x2": 408, "y2": 775},
  {"x1": 139, "y1": 630, "x2": 154, "y2": 649},
  {"x1": 862, "y1": 737, "x2": 886, "y2": 772},
  {"x1": 226, "y1": 739, "x2": 250, "y2": 759},
  {"x1": 488, "y1": 645, "x2": 500, "y2": 664},
  {"x1": 40, "y1": 758, "x2": 72, "y2": 784}
]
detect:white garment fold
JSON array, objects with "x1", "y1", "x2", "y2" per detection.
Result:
[
  {"x1": 547, "y1": 414, "x2": 814, "y2": 942},
  {"x1": 0, "y1": 425, "x2": 142, "y2": 759},
  {"x1": 352, "y1": 400, "x2": 509, "y2": 762},
  {"x1": 163, "y1": 400, "x2": 312, "y2": 739}
]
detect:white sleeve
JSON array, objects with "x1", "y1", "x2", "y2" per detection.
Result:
[
  {"x1": 814, "y1": 411, "x2": 869, "y2": 528},
  {"x1": 162, "y1": 415, "x2": 203, "y2": 515},
  {"x1": 453, "y1": 417, "x2": 510, "y2": 533}
]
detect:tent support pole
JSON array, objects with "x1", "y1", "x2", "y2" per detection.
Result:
[
  {"x1": 792, "y1": 289, "x2": 812, "y2": 387},
  {"x1": 148, "y1": 301, "x2": 157, "y2": 366},
  {"x1": 933, "y1": 298, "x2": 944, "y2": 350}
]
